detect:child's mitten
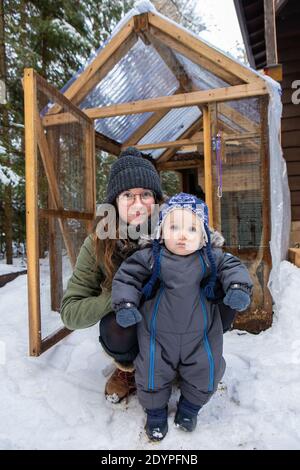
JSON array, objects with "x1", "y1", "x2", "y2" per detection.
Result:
[
  {"x1": 223, "y1": 284, "x2": 252, "y2": 312},
  {"x1": 115, "y1": 303, "x2": 142, "y2": 328}
]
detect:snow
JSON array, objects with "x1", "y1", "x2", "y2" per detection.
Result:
[
  {"x1": 0, "y1": 258, "x2": 26, "y2": 275},
  {"x1": 0, "y1": 261, "x2": 300, "y2": 450},
  {"x1": 0, "y1": 164, "x2": 21, "y2": 187}
]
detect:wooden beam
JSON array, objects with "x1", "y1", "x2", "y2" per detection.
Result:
[
  {"x1": 95, "y1": 131, "x2": 121, "y2": 156},
  {"x1": 264, "y1": 0, "x2": 278, "y2": 66},
  {"x1": 42, "y1": 112, "x2": 77, "y2": 127},
  {"x1": 124, "y1": 108, "x2": 169, "y2": 146},
  {"x1": 35, "y1": 73, "x2": 92, "y2": 125},
  {"x1": 39, "y1": 208, "x2": 95, "y2": 220},
  {"x1": 82, "y1": 83, "x2": 268, "y2": 119},
  {"x1": 157, "y1": 118, "x2": 202, "y2": 163},
  {"x1": 148, "y1": 12, "x2": 266, "y2": 86},
  {"x1": 129, "y1": 131, "x2": 259, "y2": 151},
  {"x1": 125, "y1": 134, "x2": 203, "y2": 151},
  {"x1": 203, "y1": 106, "x2": 214, "y2": 226},
  {"x1": 36, "y1": 109, "x2": 77, "y2": 268},
  {"x1": 263, "y1": 64, "x2": 282, "y2": 81},
  {"x1": 42, "y1": 87, "x2": 263, "y2": 144},
  {"x1": 148, "y1": 25, "x2": 242, "y2": 86},
  {"x1": 157, "y1": 106, "x2": 260, "y2": 166},
  {"x1": 157, "y1": 159, "x2": 202, "y2": 171},
  {"x1": 47, "y1": 18, "x2": 135, "y2": 114},
  {"x1": 74, "y1": 32, "x2": 138, "y2": 106},
  {"x1": 218, "y1": 103, "x2": 260, "y2": 135},
  {"x1": 133, "y1": 12, "x2": 149, "y2": 34},
  {"x1": 218, "y1": 118, "x2": 259, "y2": 153},
  {"x1": 275, "y1": 0, "x2": 288, "y2": 14},
  {"x1": 224, "y1": 132, "x2": 260, "y2": 141},
  {"x1": 178, "y1": 144, "x2": 202, "y2": 152},
  {"x1": 145, "y1": 31, "x2": 192, "y2": 92},
  {"x1": 41, "y1": 327, "x2": 72, "y2": 354},
  {"x1": 145, "y1": 31, "x2": 203, "y2": 117},
  {"x1": 24, "y1": 68, "x2": 42, "y2": 356},
  {"x1": 43, "y1": 120, "x2": 121, "y2": 155},
  {"x1": 123, "y1": 87, "x2": 184, "y2": 147}
]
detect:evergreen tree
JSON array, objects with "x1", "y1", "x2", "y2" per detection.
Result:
[{"x1": 0, "y1": 0, "x2": 134, "y2": 262}]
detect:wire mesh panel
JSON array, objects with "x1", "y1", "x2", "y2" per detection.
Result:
[
  {"x1": 24, "y1": 69, "x2": 96, "y2": 355},
  {"x1": 198, "y1": 96, "x2": 271, "y2": 326},
  {"x1": 210, "y1": 96, "x2": 271, "y2": 322}
]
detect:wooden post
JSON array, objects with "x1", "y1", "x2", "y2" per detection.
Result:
[
  {"x1": 24, "y1": 68, "x2": 41, "y2": 356},
  {"x1": 264, "y1": 0, "x2": 278, "y2": 66},
  {"x1": 203, "y1": 106, "x2": 214, "y2": 227}
]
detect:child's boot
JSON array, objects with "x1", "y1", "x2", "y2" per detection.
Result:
[
  {"x1": 145, "y1": 407, "x2": 168, "y2": 442},
  {"x1": 174, "y1": 395, "x2": 201, "y2": 432}
]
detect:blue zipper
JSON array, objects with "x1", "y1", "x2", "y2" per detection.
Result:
[
  {"x1": 148, "y1": 285, "x2": 165, "y2": 390},
  {"x1": 198, "y1": 253, "x2": 215, "y2": 392},
  {"x1": 148, "y1": 248, "x2": 164, "y2": 391}
]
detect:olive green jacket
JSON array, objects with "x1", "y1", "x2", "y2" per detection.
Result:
[{"x1": 60, "y1": 234, "x2": 113, "y2": 330}]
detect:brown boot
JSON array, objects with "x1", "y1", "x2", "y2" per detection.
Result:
[{"x1": 105, "y1": 368, "x2": 136, "y2": 404}]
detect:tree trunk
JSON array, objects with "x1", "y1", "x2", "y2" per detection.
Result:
[{"x1": 0, "y1": 0, "x2": 13, "y2": 264}]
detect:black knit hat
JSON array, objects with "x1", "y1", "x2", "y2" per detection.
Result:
[{"x1": 104, "y1": 147, "x2": 163, "y2": 204}]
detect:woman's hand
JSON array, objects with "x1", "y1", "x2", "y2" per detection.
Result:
[
  {"x1": 115, "y1": 303, "x2": 142, "y2": 328},
  {"x1": 223, "y1": 284, "x2": 252, "y2": 312}
]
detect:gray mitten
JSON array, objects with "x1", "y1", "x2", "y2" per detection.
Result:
[
  {"x1": 116, "y1": 303, "x2": 142, "y2": 328},
  {"x1": 223, "y1": 284, "x2": 251, "y2": 312}
]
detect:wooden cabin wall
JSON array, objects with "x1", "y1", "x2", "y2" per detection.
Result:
[{"x1": 277, "y1": 0, "x2": 300, "y2": 223}]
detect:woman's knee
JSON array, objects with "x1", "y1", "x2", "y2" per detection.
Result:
[{"x1": 99, "y1": 311, "x2": 139, "y2": 362}]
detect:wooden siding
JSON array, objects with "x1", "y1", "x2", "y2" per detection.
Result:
[{"x1": 277, "y1": 0, "x2": 300, "y2": 220}]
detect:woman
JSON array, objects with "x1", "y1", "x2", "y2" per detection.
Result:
[
  {"x1": 60, "y1": 147, "x2": 164, "y2": 403},
  {"x1": 60, "y1": 147, "x2": 237, "y2": 404}
]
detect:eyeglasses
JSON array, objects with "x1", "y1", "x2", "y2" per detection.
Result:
[{"x1": 118, "y1": 190, "x2": 155, "y2": 205}]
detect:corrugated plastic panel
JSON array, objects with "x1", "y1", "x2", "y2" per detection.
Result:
[
  {"x1": 80, "y1": 38, "x2": 179, "y2": 142},
  {"x1": 138, "y1": 106, "x2": 202, "y2": 159},
  {"x1": 174, "y1": 51, "x2": 230, "y2": 90}
]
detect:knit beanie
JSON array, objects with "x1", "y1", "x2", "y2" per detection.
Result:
[
  {"x1": 104, "y1": 147, "x2": 163, "y2": 204},
  {"x1": 142, "y1": 192, "x2": 217, "y2": 301}
]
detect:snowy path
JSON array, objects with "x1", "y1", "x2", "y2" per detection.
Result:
[{"x1": 0, "y1": 261, "x2": 300, "y2": 450}]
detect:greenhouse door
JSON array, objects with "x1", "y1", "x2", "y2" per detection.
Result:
[{"x1": 24, "y1": 68, "x2": 96, "y2": 356}]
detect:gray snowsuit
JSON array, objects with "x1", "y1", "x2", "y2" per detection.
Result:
[{"x1": 112, "y1": 245, "x2": 253, "y2": 410}]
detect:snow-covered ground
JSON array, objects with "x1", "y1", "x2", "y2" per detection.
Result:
[
  {"x1": 0, "y1": 261, "x2": 300, "y2": 450},
  {"x1": 0, "y1": 258, "x2": 27, "y2": 275}
]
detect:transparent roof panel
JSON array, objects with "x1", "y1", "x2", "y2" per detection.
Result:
[
  {"x1": 139, "y1": 106, "x2": 202, "y2": 159},
  {"x1": 79, "y1": 38, "x2": 179, "y2": 143},
  {"x1": 94, "y1": 112, "x2": 154, "y2": 143},
  {"x1": 174, "y1": 52, "x2": 230, "y2": 90},
  {"x1": 58, "y1": 4, "x2": 265, "y2": 147}
]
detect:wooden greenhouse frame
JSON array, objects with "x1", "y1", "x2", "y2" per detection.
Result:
[{"x1": 24, "y1": 11, "x2": 272, "y2": 356}]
